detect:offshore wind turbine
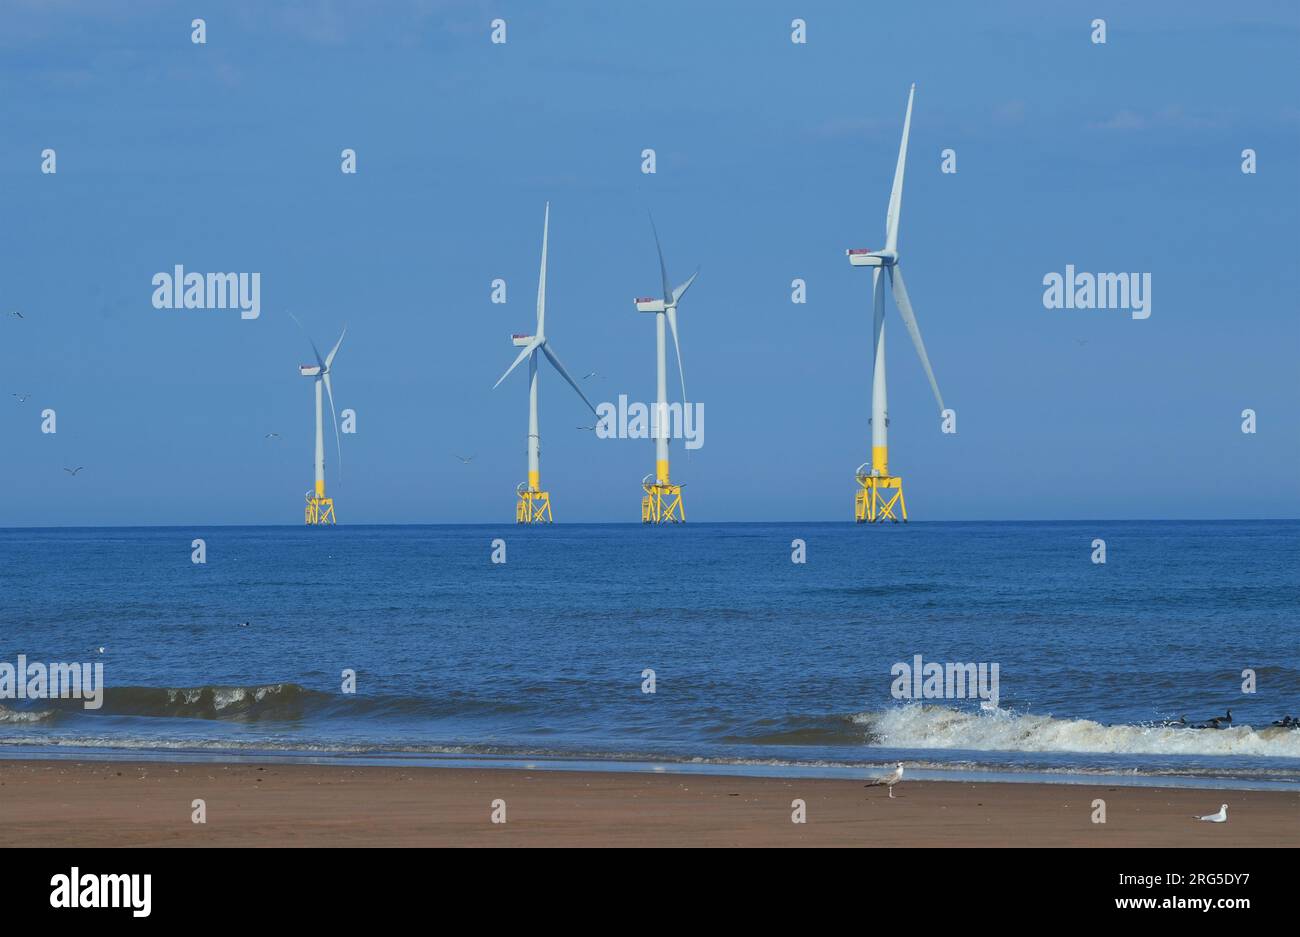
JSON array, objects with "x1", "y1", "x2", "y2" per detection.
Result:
[
  {"x1": 633, "y1": 218, "x2": 697, "y2": 523},
  {"x1": 845, "y1": 84, "x2": 945, "y2": 523},
  {"x1": 292, "y1": 314, "x2": 346, "y2": 525},
  {"x1": 493, "y1": 203, "x2": 597, "y2": 523}
]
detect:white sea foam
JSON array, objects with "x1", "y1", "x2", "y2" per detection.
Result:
[
  {"x1": 856, "y1": 705, "x2": 1300, "y2": 758},
  {"x1": 0, "y1": 706, "x2": 56, "y2": 724}
]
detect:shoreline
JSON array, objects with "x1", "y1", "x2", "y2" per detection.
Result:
[
  {"x1": 3, "y1": 746, "x2": 1300, "y2": 793},
  {"x1": 2, "y1": 758, "x2": 1297, "y2": 847}
]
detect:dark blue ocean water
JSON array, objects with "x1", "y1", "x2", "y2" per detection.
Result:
[{"x1": 2, "y1": 522, "x2": 1298, "y2": 783}]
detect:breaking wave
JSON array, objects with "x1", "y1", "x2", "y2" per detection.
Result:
[
  {"x1": 0, "y1": 682, "x2": 537, "y2": 724},
  {"x1": 855, "y1": 704, "x2": 1300, "y2": 758},
  {"x1": 0, "y1": 683, "x2": 331, "y2": 723},
  {"x1": 0, "y1": 706, "x2": 58, "y2": 724}
]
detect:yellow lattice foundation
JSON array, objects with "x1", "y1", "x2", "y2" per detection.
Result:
[
  {"x1": 854, "y1": 472, "x2": 907, "y2": 523},
  {"x1": 517, "y1": 488, "x2": 553, "y2": 523},
  {"x1": 305, "y1": 494, "x2": 336, "y2": 525},
  {"x1": 642, "y1": 482, "x2": 685, "y2": 523}
]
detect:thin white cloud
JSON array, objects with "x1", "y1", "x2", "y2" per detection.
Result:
[
  {"x1": 1090, "y1": 107, "x2": 1225, "y2": 132},
  {"x1": 813, "y1": 116, "x2": 892, "y2": 141}
]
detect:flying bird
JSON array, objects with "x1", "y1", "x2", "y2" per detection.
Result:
[
  {"x1": 8, "y1": 311, "x2": 23, "y2": 319},
  {"x1": 264, "y1": 432, "x2": 280, "y2": 439},
  {"x1": 865, "y1": 762, "x2": 904, "y2": 798},
  {"x1": 453, "y1": 454, "x2": 476, "y2": 464},
  {"x1": 12, "y1": 393, "x2": 31, "y2": 403},
  {"x1": 1195, "y1": 804, "x2": 1228, "y2": 823},
  {"x1": 63, "y1": 466, "x2": 84, "y2": 476},
  {"x1": 582, "y1": 370, "x2": 601, "y2": 380}
]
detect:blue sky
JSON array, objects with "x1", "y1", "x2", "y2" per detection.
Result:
[{"x1": 1, "y1": 0, "x2": 1297, "y2": 525}]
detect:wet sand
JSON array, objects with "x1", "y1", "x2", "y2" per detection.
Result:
[{"x1": 1, "y1": 759, "x2": 1294, "y2": 847}]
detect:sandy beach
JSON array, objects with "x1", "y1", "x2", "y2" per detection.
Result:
[{"x1": 1, "y1": 759, "x2": 1295, "y2": 847}]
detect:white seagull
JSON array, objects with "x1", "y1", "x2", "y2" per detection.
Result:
[
  {"x1": 1195, "y1": 804, "x2": 1228, "y2": 823},
  {"x1": 865, "y1": 762, "x2": 904, "y2": 798}
]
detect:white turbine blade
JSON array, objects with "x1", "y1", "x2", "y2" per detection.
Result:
[
  {"x1": 666, "y1": 306, "x2": 687, "y2": 404},
  {"x1": 289, "y1": 311, "x2": 325, "y2": 368},
  {"x1": 885, "y1": 83, "x2": 915, "y2": 254},
  {"x1": 325, "y1": 325, "x2": 347, "y2": 369},
  {"x1": 650, "y1": 215, "x2": 672, "y2": 302},
  {"x1": 541, "y1": 343, "x2": 598, "y2": 416},
  {"x1": 322, "y1": 371, "x2": 343, "y2": 481},
  {"x1": 671, "y1": 269, "x2": 698, "y2": 305},
  {"x1": 493, "y1": 338, "x2": 540, "y2": 389},
  {"x1": 889, "y1": 265, "x2": 944, "y2": 413},
  {"x1": 536, "y1": 202, "x2": 549, "y2": 338}
]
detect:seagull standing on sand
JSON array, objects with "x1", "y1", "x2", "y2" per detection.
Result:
[
  {"x1": 1195, "y1": 804, "x2": 1228, "y2": 823},
  {"x1": 865, "y1": 762, "x2": 904, "y2": 798}
]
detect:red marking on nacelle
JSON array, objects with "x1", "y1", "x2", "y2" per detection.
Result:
[
  {"x1": 511, "y1": 333, "x2": 532, "y2": 339},
  {"x1": 635, "y1": 297, "x2": 657, "y2": 303},
  {"x1": 847, "y1": 248, "x2": 876, "y2": 255}
]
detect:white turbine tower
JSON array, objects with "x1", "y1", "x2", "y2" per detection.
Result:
[
  {"x1": 494, "y1": 202, "x2": 597, "y2": 523},
  {"x1": 846, "y1": 83, "x2": 945, "y2": 523},
  {"x1": 292, "y1": 314, "x2": 346, "y2": 525},
  {"x1": 633, "y1": 218, "x2": 697, "y2": 523}
]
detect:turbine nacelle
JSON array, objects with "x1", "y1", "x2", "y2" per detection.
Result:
[
  {"x1": 511, "y1": 333, "x2": 536, "y2": 346},
  {"x1": 298, "y1": 364, "x2": 322, "y2": 377},
  {"x1": 846, "y1": 248, "x2": 897, "y2": 267},
  {"x1": 634, "y1": 297, "x2": 666, "y2": 313}
]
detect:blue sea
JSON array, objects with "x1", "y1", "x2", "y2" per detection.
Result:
[{"x1": 2, "y1": 522, "x2": 1298, "y2": 787}]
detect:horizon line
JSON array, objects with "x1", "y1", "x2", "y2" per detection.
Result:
[{"x1": 1, "y1": 517, "x2": 1296, "y2": 532}]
